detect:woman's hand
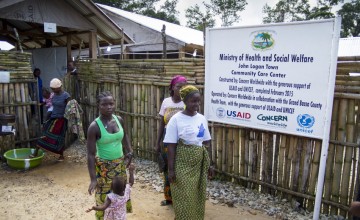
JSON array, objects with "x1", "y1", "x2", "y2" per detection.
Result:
[
  {"x1": 85, "y1": 207, "x2": 93, "y2": 213},
  {"x1": 125, "y1": 152, "x2": 133, "y2": 167},
  {"x1": 88, "y1": 180, "x2": 97, "y2": 195},
  {"x1": 154, "y1": 144, "x2": 161, "y2": 153},
  {"x1": 168, "y1": 170, "x2": 176, "y2": 183},
  {"x1": 208, "y1": 166, "x2": 215, "y2": 180}
]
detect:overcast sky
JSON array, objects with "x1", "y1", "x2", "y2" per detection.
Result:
[
  {"x1": 157, "y1": 0, "x2": 348, "y2": 27},
  {"x1": 0, "y1": 0, "x2": 350, "y2": 50},
  {"x1": 173, "y1": 0, "x2": 277, "y2": 26}
]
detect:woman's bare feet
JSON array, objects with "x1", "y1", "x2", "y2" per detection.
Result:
[
  {"x1": 57, "y1": 155, "x2": 64, "y2": 161},
  {"x1": 29, "y1": 148, "x2": 39, "y2": 158}
]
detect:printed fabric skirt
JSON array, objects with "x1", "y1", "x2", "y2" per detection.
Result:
[
  {"x1": 36, "y1": 118, "x2": 67, "y2": 155},
  {"x1": 162, "y1": 144, "x2": 172, "y2": 202},
  {"x1": 95, "y1": 157, "x2": 132, "y2": 220},
  {"x1": 170, "y1": 140, "x2": 210, "y2": 220}
]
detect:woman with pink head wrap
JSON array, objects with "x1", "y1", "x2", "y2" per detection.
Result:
[{"x1": 155, "y1": 75, "x2": 187, "y2": 206}]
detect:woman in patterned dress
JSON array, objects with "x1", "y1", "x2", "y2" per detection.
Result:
[
  {"x1": 164, "y1": 85, "x2": 215, "y2": 220},
  {"x1": 155, "y1": 75, "x2": 187, "y2": 206},
  {"x1": 87, "y1": 91, "x2": 134, "y2": 220}
]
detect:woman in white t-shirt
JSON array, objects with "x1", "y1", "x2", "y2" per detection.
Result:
[
  {"x1": 164, "y1": 85, "x2": 214, "y2": 220},
  {"x1": 155, "y1": 75, "x2": 187, "y2": 206}
]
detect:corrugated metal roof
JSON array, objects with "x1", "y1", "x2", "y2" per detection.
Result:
[
  {"x1": 97, "y1": 4, "x2": 204, "y2": 46},
  {"x1": 0, "y1": 0, "x2": 133, "y2": 49},
  {"x1": 65, "y1": 0, "x2": 132, "y2": 44},
  {"x1": 338, "y1": 37, "x2": 360, "y2": 57}
]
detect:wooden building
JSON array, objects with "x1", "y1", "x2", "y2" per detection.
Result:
[
  {"x1": 74, "y1": 4, "x2": 204, "y2": 59},
  {"x1": 0, "y1": 0, "x2": 132, "y2": 60}
]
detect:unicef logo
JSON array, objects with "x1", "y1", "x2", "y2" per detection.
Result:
[
  {"x1": 297, "y1": 114, "x2": 315, "y2": 128},
  {"x1": 216, "y1": 107, "x2": 225, "y2": 118}
]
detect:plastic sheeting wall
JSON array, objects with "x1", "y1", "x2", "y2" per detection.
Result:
[{"x1": 29, "y1": 47, "x2": 67, "y2": 91}]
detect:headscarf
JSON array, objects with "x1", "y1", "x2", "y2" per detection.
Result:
[
  {"x1": 170, "y1": 75, "x2": 187, "y2": 89},
  {"x1": 50, "y1": 78, "x2": 62, "y2": 88},
  {"x1": 180, "y1": 85, "x2": 199, "y2": 101}
]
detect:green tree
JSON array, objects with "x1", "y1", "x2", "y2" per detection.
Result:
[
  {"x1": 204, "y1": 0, "x2": 248, "y2": 27},
  {"x1": 306, "y1": 4, "x2": 334, "y2": 20},
  {"x1": 94, "y1": 0, "x2": 159, "y2": 13},
  {"x1": 337, "y1": 0, "x2": 360, "y2": 37},
  {"x1": 157, "y1": 0, "x2": 180, "y2": 24},
  {"x1": 185, "y1": 4, "x2": 215, "y2": 31},
  {"x1": 262, "y1": 0, "x2": 360, "y2": 38},
  {"x1": 262, "y1": 0, "x2": 347, "y2": 23},
  {"x1": 262, "y1": 0, "x2": 311, "y2": 23},
  {"x1": 94, "y1": 0, "x2": 180, "y2": 24}
]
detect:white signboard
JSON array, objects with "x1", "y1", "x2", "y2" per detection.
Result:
[
  {"x1": 44, "y1": 22, "x2": 57, "y2": 33},
  {"x1": 205, "y1": 19, "x2": 339, "y2": 139},
  {"x1": 0, "y1": 71, "x2": 10, "y2": 83}
]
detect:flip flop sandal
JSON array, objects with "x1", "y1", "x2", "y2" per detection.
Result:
[
  {"x1": 57, "y1": 156, "x2": 64, "y2": 162},
  {"x1": 160, "y1": 200, "x2": 172, "y2": 206}
]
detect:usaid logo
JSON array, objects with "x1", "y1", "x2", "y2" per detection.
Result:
[
  {"x1": 216, "y1": 107, "x2": 225, "y2": 118},
  {"x1": 227, "y1": 110, "x2": 251, "y2": 119}
]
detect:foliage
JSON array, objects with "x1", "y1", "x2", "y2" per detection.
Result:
[
  {"x1": 262, "y1": 0, "x2": 359, "y2": 38},
  {"x1": 337, "y1": 0, "x2": 360, "y2": 37},
  {"x1": 262, "y1": 0, "x2": 311, "y2": 23},
  {"x1": 204, "y1": 0, "x2": 248, "y2": 27},
  {"x1": 94, "y1": 0, "x2": 159, "y2": 13},
  {"x1": 94, "y1": 0, "x2": 180, "y2": 24},
  {"x1": 185, "y1": 4, "x2": 215, "y2": 31},
  {"x1": 306, "y1": 4, "x2": 334, "y2": 20}
]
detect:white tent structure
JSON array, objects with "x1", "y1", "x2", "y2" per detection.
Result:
[
  {"x1": 338, "y1": 37, "x2": 360, "y2": 57},
  {"x1": 95, "y1": 4, "x2": 204, "y2": 59}
]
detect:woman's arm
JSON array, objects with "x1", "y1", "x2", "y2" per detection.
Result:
[
  {"x1": 119, "y1": 116, "x2": 133, "y2": 167},
  {"x1": 167, "y1": 143, "x2": 177, "y2": 183},
  {"x1": 155, "y1": 116, "x2": 165, "y2": 153},
  {"x1": 203, "y1": 140, "x2": 215, "y2": 179},
  {"x1": 350, "y1": 201, "x2": 360, "y2": 217},
  {"x1": 87, "y1": 121, "x2": 98, "y2": 195},
  {"x1": 203, "y1": 140, "x2": 212, "y2": 163}
]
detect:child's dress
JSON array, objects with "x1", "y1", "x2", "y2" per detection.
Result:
[
  {"x1": 43, "y1": 93, "x2": 54, "y2": 112},
  {"x1": 104, "y1": 184, "x2": 131, "y2": 220}
]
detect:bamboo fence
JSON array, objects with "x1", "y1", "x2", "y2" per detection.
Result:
[
  {"x1": 0, "y1": 51, "x2": 76, "y2": 154},
  {"x1": 53, "y1": 56, "x2": 360, "y2": 218},
  {"x1": 0, "y1": 51, "x2": 37, "y2": 153}
]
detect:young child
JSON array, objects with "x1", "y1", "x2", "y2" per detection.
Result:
[
  {"x1": 86, "y1": 164, "x2": 135, "y2": 220},
  {"x1": 42, "y1": 88, "x2": 54, "y2": 120}
]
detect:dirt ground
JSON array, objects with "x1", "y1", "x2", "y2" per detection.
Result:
[{"x1": 0, "y1": 154, "x2": 273, "y2": 220}]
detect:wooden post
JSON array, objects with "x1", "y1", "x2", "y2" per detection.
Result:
[
  {"x1": 161, "y1": 25, "x2": 167, "y2": 59},
  {"x1": 121, "y1": 29, "x2": 124, "y2": 60},
  {"x1": 67, "y1": 34, "x2": 72, "y2": 61},
  {"x1": 89, "y1": 31, "x2": 97, "y2": 59},
  {"x1": 96, "y1": 36, "x2": 101, "y2": 58},
  {"x1": 179, "y1": 48, "x2": 185, "y2": 58},
  {"x1": 202, "y1": 18, "x2": 206, "y2": 59}
]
